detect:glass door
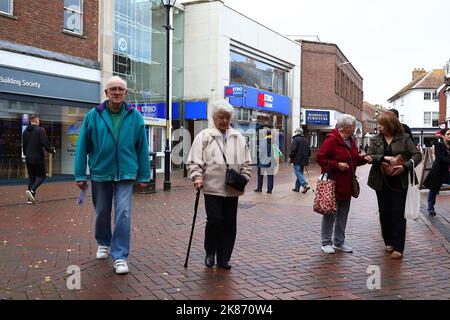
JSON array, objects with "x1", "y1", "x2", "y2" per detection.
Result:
[{"x1": 148, "y1": 126, "x2": 165, "y2": 173}]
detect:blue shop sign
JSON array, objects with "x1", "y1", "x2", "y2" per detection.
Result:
[
  {"x1": 227, "y1": 85, "x2": 290, "y2": 115},
  {"x1": 132, "y1": 102, "x2": 179, "y2": 120},
  {"x1": 305, "y1": 110, "x2": 330, "y2": 125},
  {"x1": 224, "y1": 85, "x2": 244, "y2": 97},
  {"x1": 185, "y1": 101, "x2": 207, "y2": 120},
  {"x1": 0, "y1": 66, "x2": 100, "y2": 103}
]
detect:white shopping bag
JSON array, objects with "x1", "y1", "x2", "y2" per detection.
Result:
[{"x1": 404, "y1": 160, "x2": 420, "y2": 221}]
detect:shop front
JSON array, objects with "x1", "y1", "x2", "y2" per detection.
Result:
[
  {"x1": 302, "y1": 108, "x2": 363, "y2": 152},
  {"x1": 225, "y1": 85, "x2": 290, "y2": 163},
  {"x1": 0, "y1": 65, "x2": 100, "y2": 181}
]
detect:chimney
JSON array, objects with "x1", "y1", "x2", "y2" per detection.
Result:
[{"x1": 412, "y1": 68, "x2": 426, "y2": 81}]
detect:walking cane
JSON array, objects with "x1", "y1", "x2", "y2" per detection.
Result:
[
  {"x1": 184, "y1": 189, "x2": 201, "y2": 268},
  {"x1": 304, "y1": 165, "x2": 315, "y2": 193}
]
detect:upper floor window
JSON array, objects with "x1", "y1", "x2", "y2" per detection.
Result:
[
  {"x1": 432, "y1": 91, "x2": 439, "y2": 101},
  {"x1": 64, "y1": 0, "x2": 83, "y2": 35},
  {"x1": 393, "y1": 100, "x2": 396, "y2": 107},
  {"x1": 424, "y1": 92, "x2": 431, "y2": 100},
  {"x1": 400, "y1": 97, "x2": 404, "y2": 106},
  {"x1": 424, "y1": 111, "x2": 439, "y2": 126},
  {"x1": 0, "y1": 0, "x2": 13, "y2": 15}
]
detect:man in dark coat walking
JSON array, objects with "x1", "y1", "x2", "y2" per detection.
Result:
[
  {"x1": 289, "y1": 128, "x2": 311, "y2": 193},
  {"x1": 23, "y1": 114, "x2": 55, "y2": 204}
]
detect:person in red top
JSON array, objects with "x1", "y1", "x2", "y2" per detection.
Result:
[{"x1": 316, "y1": 114, "x2": 371, "y2": 254}]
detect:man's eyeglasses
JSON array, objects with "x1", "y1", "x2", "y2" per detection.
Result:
[{"x1": 107, "y1": 86, "x2": 127, "y2": 93}]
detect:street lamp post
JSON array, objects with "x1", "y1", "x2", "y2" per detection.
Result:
[
  {"x1": 374, "y1": 111, "x2": 379, "y2": 134},
  {"x1": 161, "y1": 0, "x2": 176, "y2": 191}
]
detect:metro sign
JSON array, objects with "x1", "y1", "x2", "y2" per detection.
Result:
[
  {"x1": 257, "y1": 93, "x2": 273, "y2": 108},
  {"x1": 224, "y1": 85, "x2": 244, "y2": 97}
]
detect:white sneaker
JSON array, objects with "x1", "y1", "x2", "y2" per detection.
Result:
[
  {"x1": 321, "y1": 245, "x2": 335, "y2": 254},
  {"x1": 333, "y1": 243, "x2": 353, "y2": 253},
  {"x1": 114, "y1": 259, "x2": 129, "y2": 274},
  {"x1": 95, "y1": 246, "x2": 110, "y2": 259},
  {"x1": 26, "y1": 190, "x2": 37, "y2": 204}
]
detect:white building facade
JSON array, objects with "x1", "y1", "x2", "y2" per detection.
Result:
[
  {"x1": 388, "y1": 69, "x2": 444, "y2": 146},
  {"x1": 183, "y1": 0, "x2": 301, "y2": 160}
]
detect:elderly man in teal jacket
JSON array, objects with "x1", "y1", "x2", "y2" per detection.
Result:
[{"x1": 74, "y1": 76, "x2": 150, "y2": 274}]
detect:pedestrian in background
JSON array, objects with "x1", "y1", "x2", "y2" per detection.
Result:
[
  {"x1": 289, "y1": 128, "x2": 311, "y2": 193},
  {"x1": 316, "y1": 114, "x2": 370, "y2": 254},
  {"x1": 424, "y1": 128, "x2": 450, "y2": 216},
  {"x1": 74, "y1": 76, "x2": 150, "y2": 274},
  {"x1": 254, "y1": 127, "x2": 278, "y2": 194},
  {"x1": 366, "y1": 112, "x2": 422, "y2": 259},
  {"x1": 23, "y1": 114, "x2": 56, "y2": 204},
  {"x1": 187, "y1": 99, "x2": 251, "y2": 270}
]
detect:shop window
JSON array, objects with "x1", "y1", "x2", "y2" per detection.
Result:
[
  {"x1": 230, "y1": 51, "x2": 287, "y2": 96},
  {"x1": 64, "y1": 0, "x2": 83, "y2": 35},
  {"x1": 309, "y1": 131, "x2": 318, "y2": 148},
  {"x1": 236, "y1": 108, "x2": 250, "y2": 123}
]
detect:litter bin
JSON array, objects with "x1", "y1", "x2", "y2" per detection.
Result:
[{"x1": 134, "y1": 152, "x2": 157, "y2": 194}]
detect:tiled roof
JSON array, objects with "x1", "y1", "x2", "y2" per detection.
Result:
[{"x1": 388, "y1": 69, "x2": 445, "y2": 102}]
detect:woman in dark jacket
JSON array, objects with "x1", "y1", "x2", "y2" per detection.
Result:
[
  {"x1": 367, "y1": 112, "x2": 422, "y2": 259},
  {"x1": 424, "y1": 128, "x2": 450, "y2": 215},
  {"x1": 316, "y1": 114, "x2": 370, "y2": 254}
]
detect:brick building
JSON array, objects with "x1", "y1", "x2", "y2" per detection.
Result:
[
  {"x1": 0, "y1": 0, "x2": 101, "y2": 181},
  {"x1": 299, "y1": 40, "x2": 363, "y2": 150},
  {"x1": 361, "y1": 102, "x2": 387, "y2": 148}
]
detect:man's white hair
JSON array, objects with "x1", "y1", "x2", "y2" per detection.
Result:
[
  {"x1": 336, "y1": 114, "x2": 356, "y2": 132},
  {"x1": 211, "y1": 99, "x2": 234, "y2": 119},
  {"x1": 106, "y1": 76, "x2": 127, "y2": 89}
]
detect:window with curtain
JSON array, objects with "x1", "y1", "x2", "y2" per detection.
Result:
[{"x1": 64, "y1": 0, "x2": 83, "y2": 34}]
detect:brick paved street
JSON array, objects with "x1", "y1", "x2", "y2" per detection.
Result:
[{"x1": 1, "y1": 163, "x2": 450, "y2": 300}]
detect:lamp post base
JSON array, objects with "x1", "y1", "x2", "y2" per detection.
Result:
[
  {"x1": 164, "y1": 181, "x2": 171, "y2": 191},
  {"x1": 164, "y1": 148, "x2": 171, "y2": 191}
]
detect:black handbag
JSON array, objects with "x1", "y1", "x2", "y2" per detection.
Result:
[{"x1": 214, "y1": 137, "x2": 248, "y2": 192}]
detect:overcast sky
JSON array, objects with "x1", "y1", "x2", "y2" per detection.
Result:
[{"x1": 181, "y1": 0, "x2": 450, "y2": 107}]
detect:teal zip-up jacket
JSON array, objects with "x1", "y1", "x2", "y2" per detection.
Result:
[{"x1": 74, "y1": 100, "x2": 150, "y2": 183}]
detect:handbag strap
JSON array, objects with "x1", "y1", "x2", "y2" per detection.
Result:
[
  {"x1": 213, "y1": 137, "x2": 230, "y2": 169},
  {"x1": 344, "y1": 147, "x2": 356, "y2": 178},
  {"x1": 408, "y1": 159, "x2": 416, "y2": 186}
]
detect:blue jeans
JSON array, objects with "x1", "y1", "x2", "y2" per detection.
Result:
[
  {"x1": 92, "y1": 180, "x2": 134, "y2": 261},
  {"x1": 293, "y1": 164, "x2": 307, "y2": 190},
  {"x1": 428, "y1": 190, "x2": 437, "y2": 212}
]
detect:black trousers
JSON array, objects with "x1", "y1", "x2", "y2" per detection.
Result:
[
  {"x1": 204, "y1": 194, "x2": 239, "y2": 263},
  {"x1": 376, "y1": 188, "x2": 407, "y2": 253},
  {"x1": 26, "y1": 163, "x2": 46, "y2": 194},
  {"x1": 257, "y1": 167, "x2": 274, "y2": 192}
]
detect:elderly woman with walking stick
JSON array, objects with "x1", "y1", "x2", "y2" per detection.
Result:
[{"x1": 186, "y1": 100, "x2": 251, "y2": 270}]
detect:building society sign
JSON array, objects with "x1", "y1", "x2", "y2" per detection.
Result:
[{"x1": 0, "y1": 75, "x2": 41, "y2": 89}]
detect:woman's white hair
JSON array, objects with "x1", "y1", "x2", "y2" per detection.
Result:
[
  {"x1": 211, "y1": 99, "x2": 234, "y2": 118},
  {"x1": 336, "y1": 114, "x2": 356, "y2": 132},
  {"x1": 106, "y1": 75, "x2": 127, "y2": 89}
]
